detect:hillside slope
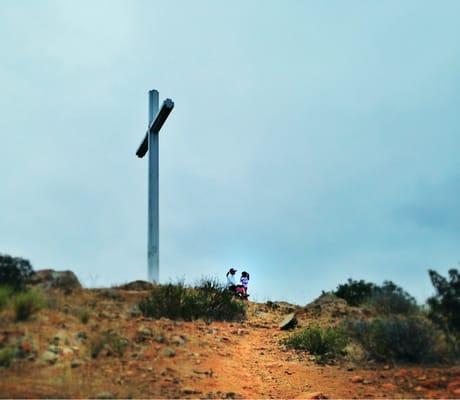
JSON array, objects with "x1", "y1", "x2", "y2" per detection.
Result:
[{"x1": 0, "y1": 288, "x2": 459, "y2": 399}]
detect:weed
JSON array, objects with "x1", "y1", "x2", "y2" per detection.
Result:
[
  {"x1": 13, "y1": 290, "x2": 45, "y2": 321},
  {"x1": 0, "y1": 286, "x2": 13, "y2": 312},
  {"x1": 90, "y1": 331, "x2": 128, "y2": 358},
  {"x1": 139, "y1": 278, "x2": 246, "y2": 322},
  {"x1": 345, "y1": 316, "x2": 447, "y2": 362},
  {"x1": 0, "y1": 346, "x2": 16, "y2": 368},
  {"x1": 76, "y1": 308, "x2": 90, "y2": 324},
  {"x1": 284, "y1": 325, "x2": 348, "y2": 360}
]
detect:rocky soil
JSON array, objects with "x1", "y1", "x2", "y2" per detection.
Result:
[{"x1": 0, "y1": 287, "x2": 459, "y2": 399}]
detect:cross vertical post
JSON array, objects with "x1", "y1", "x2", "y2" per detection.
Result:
[
  {"x1": 136, "y1": 89, "x2": 174, "y2": 283},
  {"x1": 148, "y1": 90, "x2": 159, "y2": 283}
]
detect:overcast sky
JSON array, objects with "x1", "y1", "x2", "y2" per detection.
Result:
[{"x1": 1, "y1": 0, "x2": 459, "y2": 305}]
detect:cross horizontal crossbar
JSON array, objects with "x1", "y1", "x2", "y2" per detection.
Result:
[{"x1": 136, "y1": 98, "x2": 174, "y2": 158}]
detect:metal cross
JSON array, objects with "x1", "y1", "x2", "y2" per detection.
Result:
[{"x1": 136, "y1": 89, "x2": 174, "y2": 283}]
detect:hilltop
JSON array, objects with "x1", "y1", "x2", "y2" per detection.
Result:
[{"x1": 0, "y1": 271, "x2": 459, "y2": 399}]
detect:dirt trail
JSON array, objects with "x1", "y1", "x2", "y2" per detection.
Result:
[
  {"x1": 190, "y1": 316, "x2": 370, "y2": 399},
  {"x1": 196, "y1": 314, "x2": 459, "y2": 399}
]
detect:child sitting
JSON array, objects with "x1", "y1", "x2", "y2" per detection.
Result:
[{"x1": 240, "y1": 271, "x2": 250, "y2": 296}]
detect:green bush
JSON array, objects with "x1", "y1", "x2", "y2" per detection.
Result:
[
  {"x1": 13, "y1": 290, "x2": 45, "y2": 321},
  {"x1": 427, "y1": 269, "x2": 460, "y2": 334},
  {"x1": 0, "y1": 254, "x2": 34, "y2": 291},
  {"x1": 345, "y1": 316, "x2": 445, "y2": 362},
  {"x1": 0, "y1": 286, "x2": 13, "y2": 311},
  {"x1": 284, "y1": 325, "x2": 348, "y2": 359},
  {"x1": 335, "y1": 279, "x2": 418, "y2": 315},
  {"x1": 366, "y1": 281, "x2": 418, "y2": 315},
  {"x1": 0, "y1": 346, "x2": 16, "y2": 368},
  {"x1": 335, "y1": 279, "x2": 376, "y2": 306},
  {"x1": 139, "y1": 279, "x2": 246, "y2": 322}
]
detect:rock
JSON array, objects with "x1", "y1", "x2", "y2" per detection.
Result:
[
  {"x1": 52, "y1": 331, "x2": 68, "y2": 345},
  {"x1": 381, "y1": 383, "x2": 397, "y2": 391},
  {"x1": 136, "y1": 325, "x2": 153, "y2": 341},
  {"x1": 394, "y1": 369, "x2": 409, "y2": 378},
  {"x1": 96, "y1": 391, "x2": 115, "y2": 399},
  {"x1": 71, "y1": 359, "x2": 83, "y2": 368},
  {"x1": 182, "y1": 387, "x2": 200, "y2": 395},
  {"x1": 420, "y1": 379, "x2": 442, "y2": 389},
  {"x1": 129, "y1": 305, "x2": 142, "y2": 318},
  {"x1": 118, "y1": 280, "x2": 153, "y2": 291},
  {"x1": 30, "y1": 269, "x2": 81, "y2": 292},
  {"x1": 231, "y1": 329, "x2": 249, "y2": 336},
  {"x1": 448, "y1": 380, "x2": 460, "y2": 392},
  {"x1": 99, "y1": 310, "x2": 117, "y2": 320},
  {"x1": 161, "y1": 347, "x2": 176, "y2": 358},
  {"x1": 154, "y1": 334, "x2": 166, "y2": 343},
  {"x1": 279, "y1": 313, "x2": 298, "y2": 330},
  {"x1": 41, "y1": 350, "x2": 58, "y2": 364},
  {"x1": 61, "y1": 347, "x2": 74, "y2": 358},
  {"x1": 48, "y1": 345, "x2": 61, "y2": 354},
  {"x1": 170, "y1": 335, "x2": 186, "y2": 346},
  {"x1": 351, "y1": 375, "x2": 364, "y2": 384},
  {"x1": 297, "y1": 392, "x2": 328, "y2": 399}
]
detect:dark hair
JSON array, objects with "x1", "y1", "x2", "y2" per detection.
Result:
[
  {"x1": 226, "y1": 269, "x2": 236, "y2": 277},
  {"x1": 242, "y1": 271, "x2": 250, "y2": 280}
]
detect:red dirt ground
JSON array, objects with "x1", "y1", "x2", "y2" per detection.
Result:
[{"x1": 0, "y1": 289, "x2": 459, "y2": 399}]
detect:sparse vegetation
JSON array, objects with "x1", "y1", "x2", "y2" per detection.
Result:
[
  {"x1": 284, "y1": 325, "x2": 348, "y2": 361},
  {"x1": 365, "y1": 281, "x2": 418, "y2": 315},
  {"x1": 344, "y1": 316, "x2": 447, "y2": 362},
  {"x1": 90, "y1": 331, "x2": 129, "y2": 358},
  {"x1": 0, "y1": 286, "x2": 13, "y2": 312},
  {"x1": 13, "y1": 290, "x2": 45, "y2": 321},
  {"x1": 0, "y1": 254, "x2": 34, "y2": 291},
  {"x1": 139, "y1": 278, "x2": 246, "y2": 322},
  {"x1": 334, "y1": 279, "x2": 376, "y2": 307},
  {"x1": 427, "y1": 269, "x2": 460, "y2": 334},
  {"x1": 335, "y1": 279, "x2": 418, "y2": 315},
  {"x1": 76, "y1": 307, "x2": 91, "y2": 324},
  {"x1": 0, "y1": 346, "x2": 16, "y2": 368}
]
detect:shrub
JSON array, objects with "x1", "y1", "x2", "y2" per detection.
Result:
[
  {"x1": 189, "y1": 278, "x2": 247, "y2": 322},
  {"x1": 90, "y1": 331, "x2": 128, "y2": 358},
  {"x1": 0, "y1": 286, "x2": 13, "y2": 312},
  {"x1": 345, "y1": 316, "x2": 445, "y2": 362},
  {"x1": 366, "y1": 281, "x2": 418, "y2": 315},
  {"x1": 284, "y1": 325, "x2": 348, "y2": 360},
  {"x1": 0, "y1": 346, "x2": 16, "y2": 368},
  {"x1": 427, "y1": 269, "x2": 460, "y2": 334},
  {"x1": 139, "y1": 279, "x2": 246, "y2": 322},
  {"x1": 139, "y1": 281, "x2": 189, "y2": 320},
  {"x1": 13, "y1": 290, "x2": 45, "y2": 321},
  {"x1": 76, "y1": 308, "x2": 90, "y2": 324},
  {"x1": 335, "y1": 279, "x2": 376, "y2": 306},
  {"x1": 335, "y1": 278, "x2": 418, "y2": 315},
  {"x1": 0, "y1": 254, "x2": 34, "y2": 291}
]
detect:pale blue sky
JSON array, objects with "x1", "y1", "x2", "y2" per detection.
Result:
[{"x1": 1, "y1": 1, "x2": 459, "y2": 304}]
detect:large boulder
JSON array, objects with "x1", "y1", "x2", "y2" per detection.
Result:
[
  {"x1": 30, "y1": 269, "x2": 81, "y2": 292},
  {"x1": 279, "y1": 312, "x2": 298, "y2": 330}
]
